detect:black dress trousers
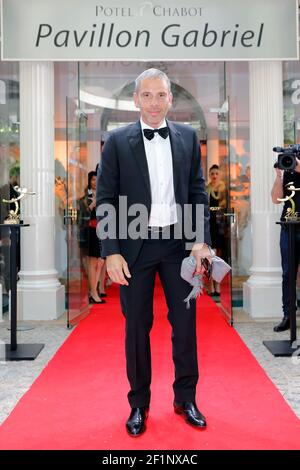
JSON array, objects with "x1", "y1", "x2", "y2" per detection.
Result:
[{"x1": 120, "y1": 234, "x2": 199, "y2": 408}]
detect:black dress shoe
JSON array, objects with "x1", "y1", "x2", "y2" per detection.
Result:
[
  {"x1": 126, "y1": 407, "x2": 149, "y2": 437},
  {"x1": 174, "y1": 401, "x2": 206, "y2": 428},
  {"x1": 273, "y1": 317, "x2": 290, "y2": 332}
]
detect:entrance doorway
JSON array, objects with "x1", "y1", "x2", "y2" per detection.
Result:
[{"x1": 59, "y1": 61, "x2": 250, "y2": 325}]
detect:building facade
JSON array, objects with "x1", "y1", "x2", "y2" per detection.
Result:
[{"x1": 0, "y1": 1, "x2": 299, "y2": 322}]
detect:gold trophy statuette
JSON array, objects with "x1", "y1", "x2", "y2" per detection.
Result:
[{"x1": 2, "y1": 186, "x2": 36, "y2": 224}]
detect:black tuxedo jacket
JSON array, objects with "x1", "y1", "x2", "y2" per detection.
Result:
[{"x1": 96, "y1": 120, "x2": 211, "y2": 267}]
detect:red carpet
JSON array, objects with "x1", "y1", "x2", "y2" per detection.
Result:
[{"x1": 0, "y1": 280, "x2": 300, "y2": 450}]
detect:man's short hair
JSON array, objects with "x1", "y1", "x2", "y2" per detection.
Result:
[{"x1": 134, "y1": 68, "x2": 171, "y2": 93}]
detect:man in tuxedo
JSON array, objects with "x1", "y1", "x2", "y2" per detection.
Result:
[{"x1": 97, "y1": 69, "x2": 211, "y2": 436}]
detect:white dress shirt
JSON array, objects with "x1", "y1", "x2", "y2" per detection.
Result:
[{"x1": 141, "y1": 118, "x2": 178, "y2": 227}]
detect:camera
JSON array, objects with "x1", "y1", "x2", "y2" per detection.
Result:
[{"x1": 273, "y1": 144, "x2": 300, "y2": 171}]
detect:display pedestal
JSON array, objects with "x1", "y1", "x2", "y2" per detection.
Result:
[
  {"x1": 0, "y1": 224, "x2": 44, "y2": 361},
  {"x1": 263, "y1": 220, "x2": 299, "y2": 357}
]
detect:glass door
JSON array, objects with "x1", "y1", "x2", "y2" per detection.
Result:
[
  {"x1": 0, "y1": 62, "x2": 20, "y2": 321},
  {"x1": 77, "y1": 61, "x2": 236, "y2": 322},
  {"x1": 217, "y1": 96, "x2": 234, "y2": 326},
  {"x1": 65, "y1": 97, "x2": 89, "y2": 327}
]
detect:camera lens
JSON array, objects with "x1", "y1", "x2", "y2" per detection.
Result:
[
  {"x1": 282, "y1": 156, "x2": 293, "y2": 167},
  {"x1": 278, "y1": 154, "x2": 296, "y2": 170}
]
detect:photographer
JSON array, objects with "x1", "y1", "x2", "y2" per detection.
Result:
[{"x1": 271, "y1": 155, "x2": 300, "y2": 332}]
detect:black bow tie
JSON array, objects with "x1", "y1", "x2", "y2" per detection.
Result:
[{"x1": 143, "y1": 127, "x2": 169, "y2": 141}]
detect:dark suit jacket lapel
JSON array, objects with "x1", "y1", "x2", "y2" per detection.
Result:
[
  {"x1": 167, "y1": 120, "x2": 185, "y2": 199},
  {"x1": 127, "y1": 120, "x2": 185, "y2": 203},
  {"x1": 127, "y1": 121, "x2": 152, "y2": 200}
]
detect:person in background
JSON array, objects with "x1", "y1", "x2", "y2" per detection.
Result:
[
  {"x1": 271, "y1": 158, "x2": 300, "y2": 332},
  {"x1": 87, "y1": 171, "x2": 106, "y2": 304},
  {"x1": 230, "y1": 162, "x2": 251, "y2": 239},
  {"x1": 95, "y1": 162, "x2": 108, "y2": 298},
  {"x1": 77, "y1": 189, "x2": 90, "y2": 279},
  {"x1": 206, "y1": 164, "x2": 227, "y2": 296}
]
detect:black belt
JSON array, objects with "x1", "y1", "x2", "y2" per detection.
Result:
[
  {"x1": 147, "y1": 224, "x2": 177, "y2": 238},
  {"x1": 148, "y1": 226, "x2": 167, "y2": 233}
]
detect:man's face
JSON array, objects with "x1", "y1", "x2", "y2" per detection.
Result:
[{"x1": 133, "y1": 77, "x2": 173, "y2": 128}]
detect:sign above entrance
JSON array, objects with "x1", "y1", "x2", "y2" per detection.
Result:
[{"x1": 1, "y1": 0, "x2": 298, "y2": 61}]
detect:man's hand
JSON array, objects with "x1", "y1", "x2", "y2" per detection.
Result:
[
  {"x1": 190, "y1": 243, "x2": 213, "y2": 274},
  {"x1": 275, "y1": 167, "x2": 284, "y2": 179},
  {"x1": 271, "y1": 167, "x2": 284, "y2": 203},
  {"x1": 106, "y1": 254, "x2": 131, "y2": 286}
]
